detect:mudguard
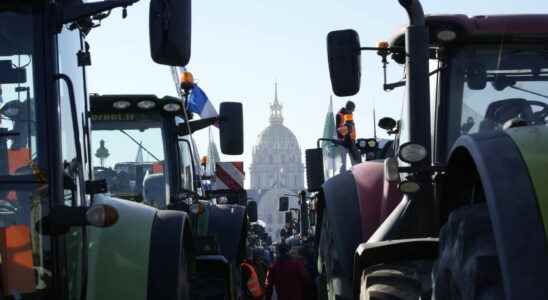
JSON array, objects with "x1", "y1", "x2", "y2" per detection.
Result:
[
  {"x1": 320, "y1": 162, "x2": 402, "y2": 278},
  {"x1": 87, "y1": 194, "x2": 157, "y2": 300},
  {"x1": 205, "y1": 203, "x2": 247, "y2": 263},
  {"x1": 87, "y1": 195, "x2": 192, "y2": 300},
  {"x1": 147, "y1": 210, "x2": 192, "y2": 300},
  {"x1": 449, "y1": 130, "x2": 548, "y2": 299},
  {"x1": 320, "y1": 170, "x2": 362, "y2": 279},
  {"x1": 352, "y1": 238, "x2": 438, "y2": 298}
]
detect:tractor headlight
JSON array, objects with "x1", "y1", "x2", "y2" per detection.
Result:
[
  {"x1": 436, "y1": 29, "x2": 457, "y2": 42},
  {"x1": 113, "y1": 100, "x2": 131, "y2": 110},
  {"x1": 2, "y1": 107, "x2": 19, "y2": 117},
  {"x1": 384, "y1": 157, "x2": 400, "y2": 182},
  {"x1": 137, "y1": 100, "x2": 156, "y2": 110},
  {"x1": 163, "y1": 103, "x2": 181, "y2": 112},
  {"x1": 398, "y1": 142, "x2": 427, "y2": 163},
  {"x1": 398, "y1": 180, "x2": 421, "y2": 194}
]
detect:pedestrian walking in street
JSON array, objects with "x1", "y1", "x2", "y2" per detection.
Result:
[
  {"x1": 241, "y1": 255, "x2": 265, "y2": 300},
  {"x1": 264, "y1": 243, "x2": 315, "y2": 300}
]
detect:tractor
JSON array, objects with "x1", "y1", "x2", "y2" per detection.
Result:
[
  {"x1": 89, "y1": 93, "x2": 249, "y2": 299},
  {"x1": 0, "y1": 0, "x2": 198, "y2": 299},
  {"x1": 313, "y1": 0, "x2": 548, "y2": 299}
]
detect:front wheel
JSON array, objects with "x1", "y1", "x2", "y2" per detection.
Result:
[
  {"x1": 359, "y1": 260, "x2": 432, "y2": 300},
  {"x1": 432, "y1": 204, "x2": 503, "y2": 300}
]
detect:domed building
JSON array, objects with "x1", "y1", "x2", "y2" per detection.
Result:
[{"x1": 249, "y1": 84, "x2": 304, "y2": 241}]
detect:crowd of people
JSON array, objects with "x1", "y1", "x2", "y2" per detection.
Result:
[{"x1": 241, "y1": 241, "x2": 316, "y2": 300}]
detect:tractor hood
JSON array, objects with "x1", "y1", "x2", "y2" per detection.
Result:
[{"x1": 505, "y1": 125, "x2": 548, "y2": 238}]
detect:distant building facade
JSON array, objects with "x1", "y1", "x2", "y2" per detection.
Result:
[{"x1": 249, "y1": 84, "x2": 305, "y2": 241}]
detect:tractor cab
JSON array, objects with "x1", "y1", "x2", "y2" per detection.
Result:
[
  {"x1": 90, "y1": 93, "x2": 248, "y2": 299},
  {"x1": 1, "y1": 0, "x2": 195, "y2": 299},
  {"x1": 325, "y1": 2, "x2": 548, "y2": 298},
  {"x1": 386, "y1": 15, "x2": 548, "y2": 163},
  {"x1": 90, "y1": 94, "x2": 190, "y2": 207},
  {"x1": 89, "y1": 94, "x2": 244, "y2": 206}
]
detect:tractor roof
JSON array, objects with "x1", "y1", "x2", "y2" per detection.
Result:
[{"x1": 390, "y1": 14, "x2": 548, "y2": 48}]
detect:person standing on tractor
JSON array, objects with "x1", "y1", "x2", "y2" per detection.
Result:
[
  {"x1": 264, "y1": 243, "x2": 315, "y2": 300},
  {"x1": 336, "y1": 101, "x2": 360, "y2": 171}
]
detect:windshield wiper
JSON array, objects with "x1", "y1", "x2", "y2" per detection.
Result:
[
  {"x1": 510, "y1": 85, "x2": 548, "y2": 100},
  {"x1": 118, "y1": 129, "x2": 160, "y2": 162},
  {"x1": 0, "y1": 130, "x2": 19, "y2": 137}
]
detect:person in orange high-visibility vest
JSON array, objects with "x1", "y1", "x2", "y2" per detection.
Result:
[
  {"x1": 336, "y1": 101, "x2": 360, "y2": 171},
  {"x1": 241, "y1": 260, "x2": 265, "y2": 299}
]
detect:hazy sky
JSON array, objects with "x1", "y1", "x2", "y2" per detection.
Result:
[{"x1": 87, "y1": 0, "x2": 547, "y2": 187}]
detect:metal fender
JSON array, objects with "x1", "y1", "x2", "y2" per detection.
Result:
[
  {"x1": 206, "y1": 203, "x2": 247, "y2": 263},
  {"x1": 147, "y1": 210, "x2": 192, "y2": 300},
  {"x1": 449, "y1": 131, "x2": 548, "y2": 299},
  {"x1": 321, "y1": 169, "x2": 362, "y2": 279},
  {"x1": 352, "y1": 238, "x2": 438, "y2": 298},
  {"x1": 87, "y1": 194, "x2": 157, "y2": 300},
  {"x1": 320, "y1": 162, "x2": 402, "y2": 278}
]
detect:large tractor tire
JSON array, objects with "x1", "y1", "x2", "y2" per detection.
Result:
[
  {"x1": 189, "y1": 271, "x2": 228, "y2": 300},
  {"x1": 432, "y1": 204, "x2": 504, "y2": 300},
  {"x1": 318, "y1": 209, "x2": 352, "y2": 300},
  {"x1": 359, "y1": 260, "x2": 432, "y2": 300}
]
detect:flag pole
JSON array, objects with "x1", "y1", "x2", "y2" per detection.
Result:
[{"x1": 372, "y1": 98, "x2": 377, "y2": 139}]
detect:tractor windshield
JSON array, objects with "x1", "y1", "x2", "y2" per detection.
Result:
[
  {"x1": 446, "y1": 44, "x2": 548, "y2": 152},
  {"x1": 91, "y1": 117, "x2": 167, "y2": 205}
]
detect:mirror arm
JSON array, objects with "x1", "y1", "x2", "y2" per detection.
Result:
[
  {"x1": 62, "y1": 0, "x2": 139, "y2": 24},
  {"x1": 316, "y1": 138, "x2": 344, "y2": 149},
  {"x1": 176, "y1": 117, "x2": 219, "y2": 135},
  {"x1": 383, "y1": 66, "x2": 445, "y2": 91},
  {"x1": 360, "y1": 46, "x2": 405, "y2": 53},
  {"x1": 384, "y1": 81, "x2": 406, "y2": 91}
]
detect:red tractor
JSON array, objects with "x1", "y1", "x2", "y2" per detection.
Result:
[{"x1": 311, "y1": 0, "x2": 548, "y2": 299}]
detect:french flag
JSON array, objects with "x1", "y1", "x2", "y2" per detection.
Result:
[{"x1": 187, "y1": 83, "x2": 218, "y2": 119}]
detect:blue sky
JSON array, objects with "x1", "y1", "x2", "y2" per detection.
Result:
[{"x1": 87, "y1": 0, "x2": 547, "y2": 186}]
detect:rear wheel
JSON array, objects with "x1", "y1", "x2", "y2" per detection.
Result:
[
  {"x1": 359, "y1": 260, "x2": 432, "y2": 300},
  {"x1": 432, "y1": 204, "x2": 503, "y2": 300}
]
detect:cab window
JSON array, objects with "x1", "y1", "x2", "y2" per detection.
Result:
[{"x1": 178, "y1": 137, "x2": 195, "y2": 191}]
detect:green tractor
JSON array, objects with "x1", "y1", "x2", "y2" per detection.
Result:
[
  {"x1": 0, "y1": 0, "x2": 197, "y2": 299},
  {"x1": 89, "y1": 93, "x2": 248, "y2": 299},
  {"x1": 319, "y1": 0, "x2": 548, "y2": 298}
]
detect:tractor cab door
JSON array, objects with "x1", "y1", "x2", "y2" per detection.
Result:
[{"x1": 1, "y1": 7, "x2": 89, "y2": 300}]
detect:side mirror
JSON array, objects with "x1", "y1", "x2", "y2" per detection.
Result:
[
  {"x1": 279, "y1": 197, "x2": 289, "y2": 212},
  {"x1": 219, "y1": 102, "x2": 244, "y2": 155},
  {"x1": 247, "y1": 200, "x2": 258, "y2": 223},
  {"x1": 0, "y1": 60, "x2": 26, "y2": 84},
  {"x1": 149, "y1": 0, "x2": 191, "y2": 66},
  {"x1": 305, "y1": 148, "x2": 324, "y2": 191},
  {"x1": 378, "y1": 117, "x2": 397, "y2": 131},
  {"x1": 327, "y1": 29, "x2": 361, "y2": 96},
  {"x1": 467, "y1": 64, "x2": 487, "y2": 90}
]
